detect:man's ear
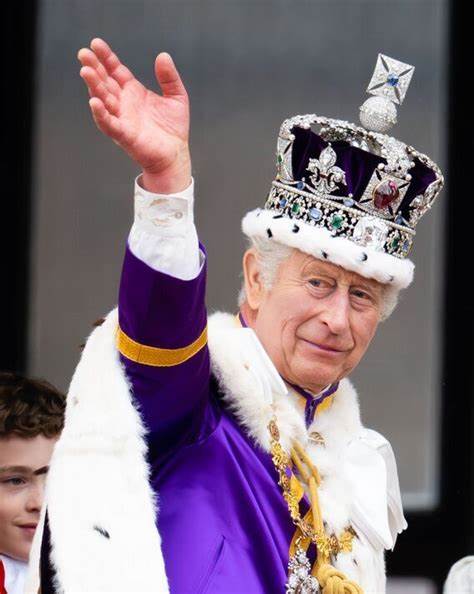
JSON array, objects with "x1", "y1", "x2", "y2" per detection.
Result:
[{"x1": 242, "y1": 248, "x2": 266, "y2": 311}]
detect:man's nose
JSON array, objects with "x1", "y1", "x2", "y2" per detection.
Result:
[
  {"x1": 319, "y1": 289, "x2": 351, "y2": 336},
  {"x1": 25, "y1": 482, "x2": 44, "y2": 513}
]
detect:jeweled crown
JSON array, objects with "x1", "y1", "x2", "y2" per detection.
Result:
[{"x1": 264, "y1": 54, "x2": 444, "y2": 259}]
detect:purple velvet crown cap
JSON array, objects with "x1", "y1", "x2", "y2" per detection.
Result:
[{"x1": 291, "y1": 126, "x2": 437, "y2": 223}]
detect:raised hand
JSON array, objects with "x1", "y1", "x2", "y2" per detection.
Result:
[{"x1": 77, "y1": 38, "x2": 191, "y2": 193}]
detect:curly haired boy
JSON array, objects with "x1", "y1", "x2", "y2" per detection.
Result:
[{"x1": 0, "y1": 372, "x2": 65, "y2": 594}]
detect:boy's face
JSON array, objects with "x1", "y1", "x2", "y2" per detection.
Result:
[{"x1": 0, "y1": 434, "x2": 57, "y2": 561}]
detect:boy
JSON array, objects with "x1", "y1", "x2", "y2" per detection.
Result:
[{"x1": 0, "y1": 372, "x2": 65, "y2": 594}]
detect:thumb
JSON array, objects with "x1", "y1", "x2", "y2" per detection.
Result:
[{"x1": 154, "y1": 52, "x2": 187, "y2": 99}]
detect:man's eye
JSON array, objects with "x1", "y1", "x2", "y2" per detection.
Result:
[
  {"x1": 351, "y1": 289, "x2": 370, "y2": 300},
  {"x1": 3, "y1": 477, "x2": 27, "y2": 486},
  {"x1": 309, "y1": 278, "x2": 331, "y2": 288}
]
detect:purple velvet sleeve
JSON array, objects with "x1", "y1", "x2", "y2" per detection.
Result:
[{"x1": 118, "y1": 244, "x2": 210, "y2": 463}]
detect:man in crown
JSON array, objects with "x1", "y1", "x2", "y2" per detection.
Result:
[{"x1": 27, "y1": 40, "x2": 443, "y2": 594}]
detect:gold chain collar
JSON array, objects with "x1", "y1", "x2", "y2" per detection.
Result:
[
  {"x1": 268, "y1": 417, "x2": 364, "y2": 593},
  {"x1": 268, "y1": 418, "x2": 354, "y2": 556}
]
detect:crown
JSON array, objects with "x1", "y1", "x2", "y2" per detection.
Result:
[{"x1": 242, "y1": 53, "x2": 444, "y2": 290}]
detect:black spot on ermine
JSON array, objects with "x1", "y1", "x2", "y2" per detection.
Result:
[{"x1": 93, "y1": 525, "x2": 110, "y2": 539}]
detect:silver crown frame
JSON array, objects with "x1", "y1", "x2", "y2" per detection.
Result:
[{"x1": 265, "y1": 114, "x2": 444, "y2": 259}]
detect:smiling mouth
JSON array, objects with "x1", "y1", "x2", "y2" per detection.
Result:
[
  {"x1": 300, "y1": 338, "x2": 346, "y2": 353},
  {"x1": 18, "y1": 524, "x2": 38, "y2": 531}
]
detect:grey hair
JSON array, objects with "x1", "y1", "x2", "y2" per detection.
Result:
[
  {"x1": 238, "y1": 236, "x2": 399, "y2": 321},
  {"x1": 238, "y1": 237, "x2": 292, "y2": 307}
]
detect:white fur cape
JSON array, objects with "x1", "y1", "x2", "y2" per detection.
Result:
[{"x1": 26, "y1": 309, "x2": 406, "y2": 594}]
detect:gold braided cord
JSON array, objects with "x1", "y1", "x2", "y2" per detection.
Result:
[
  {"x1": 308, "y1": 476, "x2": 323, "y2": 532},
  {"x1": 117, "y1": 324, "x2": 207, "y2": 367},
  {"x1": 290, "y1": 446, "x2": 311, "y2": 484},
  {"x1": 315, "y1": 564, "x2": 361, "y2": 594},
  {"x1": 268, "y1": 418, "x2": 363, "y2": 594},
  {"x1": 293, "y1": 440, "x2": 322, "y2": 485}
]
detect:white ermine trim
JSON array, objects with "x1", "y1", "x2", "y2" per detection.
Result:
[
  {"x1": 26, "y1": 309, "x2": 169, "y2": 594},
  {"x1": 242, "y1": 209, "x2": 414, "y2": 290}
]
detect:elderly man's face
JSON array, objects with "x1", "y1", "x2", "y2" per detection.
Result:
[{"x1": 242, "y1": 248, "x2": 383, "y2": 393}]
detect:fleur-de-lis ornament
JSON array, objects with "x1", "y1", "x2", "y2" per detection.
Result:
[{"x1": 306, "y1": 145, "x2": 346, "y2": 197}]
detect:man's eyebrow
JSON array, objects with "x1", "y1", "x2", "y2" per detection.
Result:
[
  {"x1": 0, "y1": 465, "x2": 29, "y2": 474},
  {"x1": 355, "y1": 281, "x2": 375, "y2": 291},
  {"x1": 303, "y1": 264, "x2": 334, "y2": 277},
  {"x1": 351, "y1": 277, "x2": 380, "y2": 291},
  {"x1": 0, "y1": 465, "x2": 49, "y2": 476},
  {"x1": 356, "y1": 284, "x2": 381, "y2": 297},
  {"x1": 33, "y1": 466, "x2": 49, "y2": 476}
]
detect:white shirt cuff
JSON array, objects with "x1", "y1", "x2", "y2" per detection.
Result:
[
  {"x1": 128, "y1": 174, "x2": 202, "y2": 280},
  {"x1": 133, "y1": 174, "x2": 195, "y2": 237}
]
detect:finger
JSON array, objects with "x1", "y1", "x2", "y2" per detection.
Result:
[
  {"x1": 90, "y1": 38, "x2": 134, "y2": 88},
  {"x1": 89, "y1": 97, "x2": 122, "y2": 140},
  {"x1": 77, "y1": 48, "x2": 121, "y2": 97},
  {"x1": 154, "y1": 52, "x2": 188, "y2": 99},
  {"x1": 80, "y1": 66, "x2": 119, "y2": 114},
  {"x1": 80, "y1": 66, "x2": 120, "y2": 115}
]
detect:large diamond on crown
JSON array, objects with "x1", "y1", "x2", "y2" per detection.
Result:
[{"x1": 353, "y1": 217, "x2": 389, "y2": 251}]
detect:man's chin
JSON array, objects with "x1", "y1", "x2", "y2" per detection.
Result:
[
  {"x1": 293, "y1": 363, "x2": 340, "y2": 393},
  {"x1": 3, "y1": 547, "x2": 30, "y2": 563}
]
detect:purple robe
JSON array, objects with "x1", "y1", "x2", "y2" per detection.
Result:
[
  {"x1": 118, "y1": 245, "x2": 303, "y2": 593},
  {"x1": 33, "y1": 239, "x2": 404, "y2": 594}
]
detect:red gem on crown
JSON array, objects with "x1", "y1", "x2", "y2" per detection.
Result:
[{"x1": 373, "y1": 179, "x2": 400, "y2": 209}]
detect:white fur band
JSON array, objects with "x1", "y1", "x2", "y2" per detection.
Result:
[{"x1": 242, "y1": 209, "x2": 415, "y2": 291}]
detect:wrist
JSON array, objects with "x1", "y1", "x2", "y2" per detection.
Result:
[{"x1": 141, "y1": 147, "x2": 192, "y2": 194}]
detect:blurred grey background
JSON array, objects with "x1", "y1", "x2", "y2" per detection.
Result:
[{"x1": 28, "y1": 0, "x2": 447, "y2": 532}]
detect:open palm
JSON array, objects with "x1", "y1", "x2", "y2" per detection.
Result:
[{"x1": 78, "y1": 38, "x2": 191, "y2": 189}]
